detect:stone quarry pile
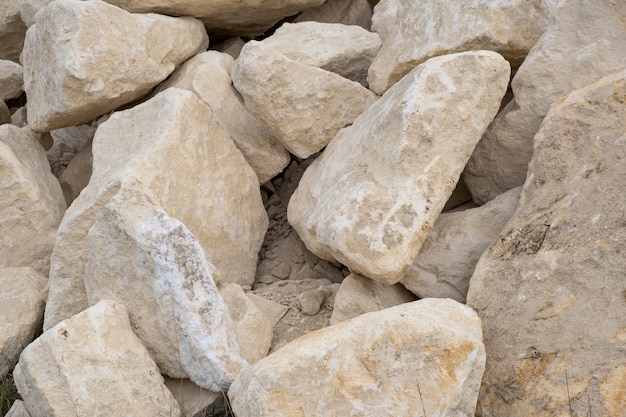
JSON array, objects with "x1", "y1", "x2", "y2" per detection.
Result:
[{"x1": 1, "y1": 0, "x2": 625, "y2": 416}]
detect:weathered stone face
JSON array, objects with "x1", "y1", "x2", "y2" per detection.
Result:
[
  {"x1": 288, "y1": 51, "x2": 510, "y2": 284},
  {"x1": 0, "y1": 59, "x2": 23, "y2": 101},
  {"x1": 294, "y1": 0, "x2": 373, "y2": 30},
  {"x1": 467, "y1": 69, "x2": 626, "y2": 416}
]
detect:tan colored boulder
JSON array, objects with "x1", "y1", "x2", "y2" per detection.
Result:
[
  {"x1": 0, "y1": 125, "x2": 66, "y2": 274},
  {"x1": 58, "y1": 140, "x2": 92, "y2": 205},
  {"x1": 5, "y1": 400, "x2": 31, "y2": 417},
  {"x1": 45, "y1": 88, "x2": 267, "y2": 330},
  {"x1": 155, "y1": 51, "x2": 289, "y2": 184},
  {"x1": 229, "y1": 298, "x2": 485, "y2": 417},
  {"x1": 288, "y1": 51, "x2": 510, "y2": 284},
  {"x1": 401, "y1": 186, "x2": 521, "y2": 302},
  {"x1": 19, "y1": 0, "x2": 54, "y2": 27},
  {"x1": 0, "y1": 268, "x2": 47, "y2": 379},
  {"x1": 367, "y1": 0, "x2": 547, "y2": 94},
  {"x1": 246, "y1": 293, "x2": 289, "y2": 327},
  {"x1": 467, "y1": 69, "x2": 626, "y2": 416},
  {"x1": 0, "y1": 0, "x2": 26, "y2": 62},
  {"x1": 14, "y1": 300, "x2": 183, "y2": 417},
  {"x1": 259, "y1": 21, "x2": 381, "y2": 86},
  {"x1": 164, "y1": 378, "x2": 220, "y2": 417},
  {"x1": 0, "y1": 59, "x2": 23, "y2": 101},
  {"x1": 295, "y1": 0, "x2": 373, "y2": 32},
  {"x1": 464, "y1": 0, "x2": 626, "y2": 203},
  {"x1": 21, "y1": 0, "x2": 208, "y2": 132},
  {"x1": 233, "y1": 41, "x2": 377, "y2": 158},
  {"x1": 330, "y1": 273, "x2": 415, "y2": 324}
]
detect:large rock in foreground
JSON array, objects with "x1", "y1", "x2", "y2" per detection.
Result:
[
  {"x1": 467, "y1": 69, "x2": 626, "y2": 416},
  {"x1": 288, "y1": 51, "x2": 509, "y2": 284},
  {"x1": 14, "y1": 300, "x2": 182, "y2": 417},
  {"x1": 22, "y1": 0, "x2": 208, "y2": 132},
  {"x1": 229, "y1": 298, "x2": 486, "y2": 417}
]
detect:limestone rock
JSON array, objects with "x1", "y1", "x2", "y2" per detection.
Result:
[
  {"x1": 295, "y1": 0, "x2": 373, "y2": 34},
  {"x1": 232, "y1": 40, "x2": 377, "y2": 158},
  {"x1": 164, "y1": 378, "x2": 220, "y2": 417},
  {"x1": 14, "y1": 300, "x2": 182, "y2": 417},
  {"x1": 0, "y1": 268, "x2": 47, "y2": 380},
  {"x1": 58, "y1": 140, "x2": 92, "y2": 205},
  {"x1": 259, "y1": 21, "x2": 381, "y2": 86},
  {"x1": 246, "y1": 293, "x2": 289, "y2": 327},
  {"x1": 367, "y1": 0, "x2": 547, "y2": 94},
  {"x1": 401, "y1": 186, "x2": 521, "y2": 302},
  {"x1": 214, "y1": 37, "x2": 245, "y2": 59},
  {"x1": 288, "y1": 51, "x2": 510, "y2": 284},
  {"x1": 45, "y1": 88, "x2": 267, "y2": 330},
  {"x1": 0, "y1": 59, "x2": 23, "y2": 101},
  {"x1": 5, "y1": 400, "x2": 31, "y2": 417},
  {"x1": 155, "y1": 51, "x2": 289, "y2": 184},
  {"x1": 229, "y1": 298, "x2": 485, "y2": 417},
  {"x1": 0, "y1": 125, "x2": 66, "y2": 274},
  {"x1": 464, "y1": 0, "x2": 626, "y2": 203},
  {"x1": 219, "y1": 283, "x2": 273, "y2": 364},
  {"x1": 467, "y1": 69, "x2": 626, "y2": 416},
  {"x1": 22, "y1": 0, "x2": 208, "y2": 132},
  {"x1": 0, "y1": 0, "x2": 26, "y2": 62},
  {"x1": 20, "y1": 0, "x2": 54, "y2": 27}
]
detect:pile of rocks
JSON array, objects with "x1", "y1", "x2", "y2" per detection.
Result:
[{"x1": 1, "y1": 0, "x2": 625, "y2": 416}]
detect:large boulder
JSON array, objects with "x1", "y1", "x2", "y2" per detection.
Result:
[
  {"x1": 288, "y1": 51, "x2": 510, "y2": 284},
  {"x1": 229, "y1": 298, "x2": 486, "y2": 417},
  {"x1": 21, "y1": 0, "x2": 208, "y2": 132},
  {"x1": 14, "y1": 300, "x2": 183, "y2": 417},
  {"x1": 232, "y1": 40, "x2": 377, "y2": 159},
  {"x1": 467, "y1": 69, "x2": 626, "y2": 416},
  {"x1": 367, "y1": 0, "x2": 547, "y2": 94},
  {"x1": 464, "y1": 0, "x2": 626, "y2": 203},
  {"x1": 0, "y1": 125, "x2": 66, "y2": 275},
  {"x1": 45, "y1": 88, "x2": 267, "y2": 330}
]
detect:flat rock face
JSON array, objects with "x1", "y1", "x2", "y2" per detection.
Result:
[
  {"x1": 229, "y1": 298, "x2": 486, "y2": 417},
  {"x1": 401, "y1": 186, "x2": 521, "y2": 302},
  {"x1": 294, "y1": 0, "x2": 373, "y2": 30},
  {"x1": 21, "y1": 0, "x2": 208, "y2": 132},
  {"x1": 0, "y1": 0, "x2": 26, "y2": 62},
  {"x1": 104, "y1": 0, "x2": 325, "y2": 35},
  {"x1": 0, "y1": 125, "x2": 66, "y2": 275},
  {"x1": 45, "y1": 88, "x2": 267, "y2": 330},
  {"x1": 367, "y1": 0, "x2": 547, "y2": 94},
  {"x1": 467, "y1": 70, "x2": 626, "y2": 416},
  {"x1": 260, "y1": 21, "x2": 381, "y2": 86},
  {"x1": 155, "y1": 51, "x2": 289, "y2": 184},
  {"x1": 0, "y1": 267, "x2": 47, "y2": 380},
  {"x1": 163, "y1": 378, "x2": 220, "y2": 417},
  {"x1": 14, "y1": 300, "x2": 182, "y2": 417},
  {"x1": 0, "y1": 59, "x2": 23, "y2": 101},
  {"x1": 85, "y1": 183, "x2": 246, "y2": 391},
  {"x1": 464, "y1": 0, "x2": 626, "y2": 203},
  {"x1": 288, "y1": 51, "x2": 510, "y2": 284},
  {"x1": 232, "y1": 40, "x2": 377, "y2": 159}
]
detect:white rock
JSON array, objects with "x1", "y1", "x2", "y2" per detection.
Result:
[
  {"x1": 155, "y1": 51, "x2": 290, "y2": 184},
  {"x1": 19, "y1": 0, "x2": 54, "y2": 27},
  {"x1": 0, "y1": 125, "x2": 66, "y2": 274},
  {"x1": 367, "y1": 0, "x2": 548, "y2": 94},
  {"x1": 0, "y1": 59, "x2": 23, "y2": 101},
  {"x1": 229, "y1": 298, "x2": 485, "y2": 417},
  {"x1": 233, "y1": 41, "x2": 377, "y2": 158},
  {"x1": 164, "y1": 378, "x2": 220, "y2": 417},
  {"x1": 259, "y1": 21, "x2": 381, "y2": 86},
  {"x1": 0, "y1": 0, "x2": 26, "y2": 62},
  {"x1": 295, "y1": 0, "x2": 372, "y2": 30},
  {"x1": 330, "y1": 273, "x2": 415, "y2": 324},
  {"x1": 0, "y1": 268, "x2": 47, "y2": 379},
  {"x1": 45, "y1": 88, "x2": 267, "y2": 330},
  {"x1": 464, "y1": 0, "x2": 626, "y2": 203},
  {"x1": 219, "y1": 283, "x2": 273, "y2": 364},
  {"x1": 5, "y1": 400, "x2": 31, "y2": 417},
  {"x1": 288, "y1": 51, "x2": 510, "y2": 284},
  {"x1": 14, "y1": 300, "x2": 182, "y2": 417},
  {"x1": 21, "y1": 0, "x2": 208, "y2": 132},
  {"x1": 401, "y1": 186, "x2": 521, "y2": 302}
]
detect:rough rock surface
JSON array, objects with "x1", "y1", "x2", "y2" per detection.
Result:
[
  {"x1": 467, "y1": 69, "x2": 626, "y2": 416},
  {"x1": 464, "y1": 0, "x2": 626, "y2": 203},
  {"x1": 0, "y1": 125, "x2": 66, "y2": 275},
  {"x1": 0, "y1": 268, "x2": 47, "y2": 380},
  {"x1": 5, "y1": 400, "x2": 31, "y2": 417},
  {"x1": 330, "y1": 273, "x2": 415, "y2": 324},
  {"x1": 288, "y1": 51, "x2": 510, "y2": 284},
  {"x1": 0, "y1": 59, "x2": 23, "y2": 101},
  {"x1": 45, "y1": 88, "x2": 267, "y2": 330},
  {"x1": 0, "y1": 100, "x2": 10, "y2": 125},
  {"x1": 164, "y1": 378, "x2": 220, "y2": 417},
  {"x1": 155, "y1": 51, "x2": 289, "y2": 184},
  {"x1": 0, "y1": 0, "x2": 26, "y2": 62},
  {"x1": 85, "y1": 183, "x2": 246, "y2": 390},
  {"x1": 232, "y1": 40, "x2": 377, "y2": 158},
  {"x1": 229, "y1": 298, "x2": 485, "y2": 417},
  {"x1": 367, "y1": 0, "x2": 547, "y2": 94},
  {"x1": 19, "y1": 0, "x2": 54, "y2": 27},
  {"x1": 261, "y1": 22, "x2": 381, "y2": 86},
  {"x1": 401, "y1": 186, "x2": 521, "y2": 302},
  {"x1": 21, "y1": 0, "x2": 208, "y2": 132},
  {"x1": 295, "y1": 0, "x2": 372, "y2": 30},
  {"x1": 58, "y1": 140, "x2": 92, "y2": 205},
  {"x1": 14, "y1": 300, "x2": 182, "y2": 417}
]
